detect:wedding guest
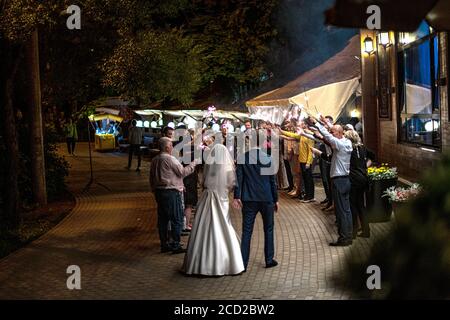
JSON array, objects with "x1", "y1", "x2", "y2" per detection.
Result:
[
  {"x1": 150, "y1": 137, "x2": 198, "y2": 254},
  {"x1": 284, "y1": 120, "x2": 302, "y2": 199},
  {"x1": 244, "y1": 120, "x2": 252, "y2": 132},
  {"x1": 280, "y1": 122, "x2": 315, "y2": 202},
  {"x1": 345, "y1": 130, "x2": 375, "y2": 238},
  {"x1": 281, "y1": 121, "x2": 294, "y2": 192},
  {"x1": 310, "y1": 116, "x2": 353, "y2": 246},
  {"x1": 162, "y1": 126, "x2": 174, "y2": 140},
  {"x1": 182, "y1": 128, "x2": 198, "y2": 232},
  {"x1": 65, "y1": 118, "x2": 78, "y2": 156},
  {"x1": 127, "y1": 120, "x2": 143, "y2": 172}
]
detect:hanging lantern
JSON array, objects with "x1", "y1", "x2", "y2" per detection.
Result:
[
  {"x1": 364, "y1": 36, "x2": 374, "y2": 55},
  {"x1": 378, "y1": 32, "x2": 391, "y2": 47}
]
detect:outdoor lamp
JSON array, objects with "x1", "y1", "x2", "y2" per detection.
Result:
[
  {"x1": 424, "y1": 120, "x2": 439, "y2": 132},
  {"x1": 150, "y1": 121, "x2": 157, "y2": 128},
  {"x1": 378, "y1": 32, "x2": 391, "y2": 47},
  {"x1": 363, "y1": 36, "x2": 374, "y2": 55},
  {"x1": 144, "y1": 121, "x2": 150, "y2": 128},
  {"x1": 158, "y1": 119, "x2": 163, "y2": 126},
  {"x1": 167, "y1": 122, "x2": 175, "y2": 129},
  {"x1": 350, "y1": 109, "x2": 360, "y2": 118},
  {"x1": 136, "y1": 120, "x2": 143, "y2": 128},
  {"x1": 399, "y1": 32, "x2": 412, "y2": 45}
]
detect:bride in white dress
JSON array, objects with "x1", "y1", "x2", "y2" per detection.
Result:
[{"x1": 182, "y1": 142, "x2": 245, "y2": 276}]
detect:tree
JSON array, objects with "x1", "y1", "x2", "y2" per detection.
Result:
[
  {"x1": 0, "y1": 39, "x2": 22, "y2": 231},
  {"x1": 102, "y1": 30, "x2": 204, "y2": 105},
  {"x1": 0, "y1": 0, "x2": 282, "y2": 231}
]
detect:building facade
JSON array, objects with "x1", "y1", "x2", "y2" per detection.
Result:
[{"x1": 360, "y1": 23, "x2": 449, "y2": 181}]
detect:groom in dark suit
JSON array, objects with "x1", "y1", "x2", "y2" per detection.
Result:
[{"x1": 233, "y1": 146, "x2": 279, "y2": 271}]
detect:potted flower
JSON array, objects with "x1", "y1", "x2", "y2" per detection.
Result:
[
  {"x1": 366, "y1": 164, "x2": 398, "y2": 222},
  {"x1": 382, "y1": 183, "x2": 422, "y2": 214}
]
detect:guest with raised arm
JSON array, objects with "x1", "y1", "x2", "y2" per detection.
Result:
[
  {"x1": 309, "y1": 116, "x2": 353, "y2": 246},
  {"x1": 279, "y1": 122, "x2": 315, "y2": 202}
]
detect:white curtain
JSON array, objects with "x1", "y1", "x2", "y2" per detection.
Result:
[{"x1": 405, "y1": 83, "x2": 432, "y2": 114}]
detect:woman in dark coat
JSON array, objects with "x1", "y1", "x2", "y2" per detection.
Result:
[{"x1": 344, "y1": 130, "x2": 375, "y2": 238}]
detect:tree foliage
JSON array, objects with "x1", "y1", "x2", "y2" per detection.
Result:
[
  {"x1": 102, "y1": 30, "x2": 204, "y2": 105},
  {"x1": 187, "y1": 0, "x2": 278, "y2": 84},
  {"x1": 1, "y1": 0, "x2": 280, "y2": 106}
]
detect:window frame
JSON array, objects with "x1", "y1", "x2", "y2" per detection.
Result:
[
  {"x1": 448, "y1": 32, "x2": 450, "y2": 122},
  {"x1": 396, "y1": 28, "x2": 442, "y2": 150}
]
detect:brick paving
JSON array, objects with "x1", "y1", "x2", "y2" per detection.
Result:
[{"x1": 0, "y1": 143, "x2": 392, "y2": 299}]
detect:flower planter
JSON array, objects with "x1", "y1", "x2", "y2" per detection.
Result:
[
  {"x1": 391, "y1": 201, "x2": 405, "y2": 217},
  {"x1": 366, "y1": 177, "x2": 398, "y2": 223}
]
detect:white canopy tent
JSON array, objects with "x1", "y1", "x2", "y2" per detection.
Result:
[
  {"x1": 246, "y1": 35, "x2": 361, "y2": 124},
  {"x1": 134, "y1": 109, "x2": 250, "y2": 121},
  {"x1": 133, "y1": 108, "x2": 251, "y2": 131}
]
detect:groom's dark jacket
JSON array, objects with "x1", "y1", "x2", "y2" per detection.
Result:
[{"x1": 234, "y1": 148, "x2": 278, "y2": 203}]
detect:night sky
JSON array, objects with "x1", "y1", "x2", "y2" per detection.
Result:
[{"x1": 274, "y1": 0, "x2": 357, "y2": 83}]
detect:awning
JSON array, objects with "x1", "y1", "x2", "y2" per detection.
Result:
[
  {"x1": 88, "y1": 114, "x2": 123, "y2": 122},
  {"x1": 325, "y1": 0, "x2": 450, "y2": 31},
  {"x1": 134, "y1": 109, "x2": 250, "y2": 121},
  {"x1": 94, "y1": 107, "x2": 120, "y2": 116},
  {"x1": 246, "y1": 35, "x2": 361, "y2": 123}
]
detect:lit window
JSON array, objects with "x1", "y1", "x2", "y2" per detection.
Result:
[{"x1": 397, "y1": 21, "x2": 441, "y2": 149}]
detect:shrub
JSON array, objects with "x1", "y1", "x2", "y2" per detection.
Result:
[{"x1": 339, "y1": 154, "x2": 450, "y2": 299}]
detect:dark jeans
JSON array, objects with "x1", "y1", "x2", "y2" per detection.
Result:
[
  {"x1": 332, "y1": 176, "x2": 353, "y2": 242},
  {"x1": 300, "y1": 163, "x2": 314, "y2": 200},
  {"x1": 66, "y1": 137, "x2": 76, "y2": 154},
  {"x1": 155, "y1": 189, "x2": 184, "y2": 250},
  {"x1": 241, "y1": 201, "x2": 275, "y2": 269},
  {"x1": 128, "y1": 144, "x2": 141, "y2": 168},
  {"x1": 350, "y1": 186, "x2": 370, "y2": 235},
  {"x1": 320, "y1": 160, "x2": 332, "y2": 203},
  {"x1": 284, "y1": 159, "x2": 294, "y2": 189}
]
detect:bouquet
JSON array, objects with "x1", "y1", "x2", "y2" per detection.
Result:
[
  {"x1": 367, "y1": 163, "x2": 397, "y2": 181},
  {"x1": 382, "y1": 183, "x2": 421, "y2": 203}
]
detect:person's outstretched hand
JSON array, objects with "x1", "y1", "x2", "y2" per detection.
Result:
[
  {"x1": 233, "y1": 199, "x2": 242, "y2": 209},
  {"x1": 274, "y1": 202, "x2": 279, "y2": 212}
]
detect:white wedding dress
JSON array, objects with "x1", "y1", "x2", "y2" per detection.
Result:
[{"x1": 182, "y1": 144, "x2": 245, "y2": 276}]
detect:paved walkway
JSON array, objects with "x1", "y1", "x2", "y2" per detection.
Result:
[{"x1": 0, "y1": 143, "x2": 391, "y2": 299}]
